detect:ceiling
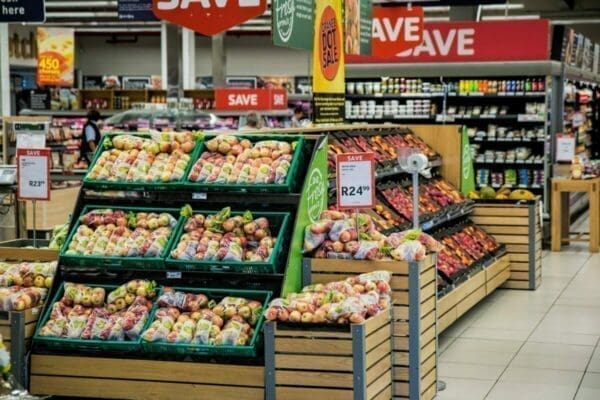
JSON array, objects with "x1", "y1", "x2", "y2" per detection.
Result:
[{"x1": 39, "y1": 0, "x2": 600, "y2": 42}]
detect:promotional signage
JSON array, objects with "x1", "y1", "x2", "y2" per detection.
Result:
[
  {"x1": 336, "y1": 153, "x2": 375, "y2": 209},
  {"x1": 17, "y1": 148, "x2": 51, "y2": 201},
  {"x1": 36, "y1": 27, "x2": 75, "y2": 87},
  {"x1": 372, "y1": 5, "x2": 423, "y2": 58},
  {"x1": 312, "y1": 0, "x2": 345, "y2": 124},
  {"x1": 0, "y1": 0, "x2": 45, "y2": 22},
  {"x1": 348, "y1": 19, "x2": 551, "y2": 63},
  {"x1": 272, "y1": 0, "x2": 314, "y2": 50},
  {"x1": 556, "y1": 134, "x2": 576, "y2": 162},
  {"x1": 119, "y1": 0, "x2": 157, "y2": 20},
  {"x1": 214, "y1": 88, "x2": 288, "y2": 110},
  {"x1": 152, "y1": 0, "x2": 267, "y2": 36},
  {"x1": 460, "y1": 126, "x2": 475, "y2": 195},
  {"x1": 344, "y1": 0, "x2": 372, "y2": 55},
  {"x1": 14, "y1": 122, "x2": 48, "y2": 149}
]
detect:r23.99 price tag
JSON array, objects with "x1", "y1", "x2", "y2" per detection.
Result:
[
  {"x1": 336, "y1": 153, "x2": 375, "y2": 210},
  {"x1": 17, "y1": 148, "x2": 51, "y2": 201}
]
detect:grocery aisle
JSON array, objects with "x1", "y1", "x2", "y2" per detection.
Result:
[{"x1": 436, "y1": 242, "x2": 600, "y2": 400}]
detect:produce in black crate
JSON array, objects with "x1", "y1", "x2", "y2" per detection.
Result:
[
  {"x1": 87, "y1": 132, "x2": 198, "y2": 183},
  {"x1": 38, "y1": 280, "x2": 157, "y2": 341},
  {"x1": 142, "y1": 288, "x2": 263, "y2": 346},
  {"x1": 65, "y1": 209, "x2": 177, "y2": 257},
  {"x1": 188, "y1": 135, "x2": 294, "y2": 184},
  {"x1": 170, "y1": 207, "x2": 276, "y2": 262},
  {"x1": 265, "y1": 270, "x2": 392, "y2": 324}
]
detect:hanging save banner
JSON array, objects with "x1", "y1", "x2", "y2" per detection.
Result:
[
  {"x1": 272, "y1": 0, "x2": 314, "y2": 50},
  {"x1": 36, "y1": 27, "x2": 75, "y2": 87},
  {"x1": 371, "y1": 5, "x2": 424, "y2": 57},
  {"x1": 312, "y1": 0, "x2": 345, "y2": 124},
  {"x1": 344, "y1": 0, "x2": 372, "y2": 55}
]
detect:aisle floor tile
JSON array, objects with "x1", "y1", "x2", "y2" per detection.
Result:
[
  {"x1": 460, "y1": 326, "x2": 532, "y2": 341},
  {"x1": 587, "y1": 348, "x2": 600, "y2": 373},
  {"x1": 528, "y1": 329, "x2": 599, "y2": 346},
  {"x1": 574, "y1": 388, "x2": 600, "y2": 400},
  {"x1": 434, "y1": 377, "x2": 495, "y2": 400},
  {"x1": 580, "y1": 372, "x2": 600, "y2": 389},
  {"x1": 498, "y1": 366, "x2": 583, "y2": 386},
  {"x1": 438, "y1": 361, "x2": 506, "y2": 381},
  {"x1": 484, "y1": 382, "x2": 578, "y2": 400},
  {"x1": 439, "y1": 346, "x2": 516, "y2": 366},
  {"x1": 510, "y1": 343, "x2": 593, "y2": 371}
]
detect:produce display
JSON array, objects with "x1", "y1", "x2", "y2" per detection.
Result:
[
  {"x1": 142, "y1": 288, "x2": 264, "y2": 346},
  {"x1": 188, "y1": 136, "x2": 296, "y2": 185},
  {"x1": 86, "y1": 132, "x2": 198, "y2": 183},
  {"x1": 468, "y1": 187, "x2": 537, "y2": 200},
  {"x1": 64, "y1": 208, "x2": 178, "y2": 258},
  {"x1": 0, "y1": 287, "x2": 47, "y2": 312},
  {"x1": 265, "y1": 270, "x2": 391, "y2": 324},
  {"x1": 38, "y1": 280, "x2": 157, "y2": 341},
  {"x1": 0, "y1": 261, "x2": 56, "y2": 311},
  {"x1": 170, "y1": 207, "x2": 280, "y2": 263},
  {"x1": 304, "y1": 211, "x2": 441, "y2": 262},
  {"x1": 49, "y1": 223, "x2": 70, "y2": 250}
]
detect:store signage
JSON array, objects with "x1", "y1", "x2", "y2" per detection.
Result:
[
  {"x1": 0, "y1": 0, "x2": 45, "y2": 22},
  {"x1": 344, "y1": 0, "x2": 372, "y2": 55},
  {"x1": 460, "y1": 126, "x2": 475, "y2": 194},
  {"x1": 556, "y1": 134, "x2": 576, "y2": 162},
  {"x1": 152, "y1": 0, "x2": 267, "y2": 36},
  {"x1": 17, "y1": 148, "x2": 51, "y2": 202},
  {"x1": 36, "y1": 27, "x2": 75, "y2": 87},
  {"x1": 348, "y1": 19, "x2": 550, "y2": 63},
  {"x1": 312, "y1": 0, "x2": 345, "y2": 124},
  {"x1": 371, "y1": 5, "x2": 423, "y2": 57},
  {"x1": 14, "y1": 123, "x2": 47, "y2": 149},
  {"x1": 119, "y1": 0, "x2": 157, "y2": 20},
  {"x1": 214, "y1": 88, "x2": 288, "y2": 110},
  {"x1": 272, "y1": 0, "x2": 314, "y2": 50},
  {"x1": 336, "y1": 153, "x2": 375, "y2": 209}
]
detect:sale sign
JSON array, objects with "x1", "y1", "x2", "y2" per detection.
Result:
[
  {"x1": 372, "y1": 5, "x2": 423, "y2": 58},
  {"x1": 348, "y1": 19, "x2": 551, "y2": 63},
  {"x1": 152, "y1": 0, "x2": 267, "y2": 36},
  {"x1": 336, "y1": 153, "x2": 375, "y2": 209},
  {"x1": 214, "y1": 88, "x2": 288, "y2": 110},
  {"x1": 36, "y1": 27, "x2": 75, "y2": 87},
  {"x1": 17, "y1": 148, "x2": 51, "y2": 201}
]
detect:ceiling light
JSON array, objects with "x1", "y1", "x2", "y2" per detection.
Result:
[
  {"x1": 552, "y1": 19, "x2": 600, "y2": 24},
  {"x1": 481, "y1": 4, "x2": 524, "y2": 10},
  {"x1": 482, "y1": 14, "x2": 540, "y2": 20},
  {"x1": 424, "y1": 16, "x2": 451, "y2": 21}
]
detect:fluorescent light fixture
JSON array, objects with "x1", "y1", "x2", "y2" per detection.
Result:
[
  {"x1": 552, "y1": 19, "x2": 600, "y2": 24},
  {"x1": 46, "y1": 1, "x2": 118, "y2": 8},
  {"x1": 481, "y1": 3, "x2": 524, "y2": 10},
  {"x1": 424, "y1": 16, "x2": 451, "y2": 21},
  {"x1": 482, "y1": 14, "x2": 540, "y2": 20},
  {"x1": 423, "y1": 6, "x2": 450, "y2": 12},
  {"x1": 46, "y1": 11, "x2": 117, "y2": 18}
]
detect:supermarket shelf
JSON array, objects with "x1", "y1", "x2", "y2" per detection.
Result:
[
  {"x1": 346, "y1": 93, "x2": 444, "y2": 99},
  {"x1": 437, "y1": 114, "x2": 545, "y2": 122},
  {"x1": 474, "y1": 160, "x2": 544, "y2": 165},
  {"x1": 448, "y1": 91, "x2": 546, "y2": 98},
  {"x1": 288, "y1": 93, "x2": 312, "y2": 102},
  {"x1": 212, "y1": 109, "x2": 293, "y2": 117},
  {"x1": 476, "y1": 183, "x2": 543, "y2": 190},
  {"x1": 421, "y1": 202, "x2": 475, "y2": 232},
  {"x1": 20, "y1": 109, "x2": 121, "y2": 117},
  {"x1": 346, "y1": 115, "x2": 434, "y2": 121},
  {"x1": 50, "y1": 169, "x2": 87, "y2": 182},
  {"x1": 472, "y1": 137, "x2": 546, "y2": 143}
]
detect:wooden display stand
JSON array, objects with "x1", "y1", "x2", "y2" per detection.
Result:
[
  {"x1": 0, "y1": 240, "x2": 58, "y2": 262},
  {"x1": 472, "y1": 200, "x2": 542, "y2": 290},
  {"x1": 303, "y1": 255, "x2": 437, "y2": 400},
  {"x1": 265, "y1": 310, "x2": 392, "y2": 400},
  {"x1": 1, "y1": 307, "x2": 40, "y2": 389},
  {"x1": 438, "y1": 254, "x2": 510, "y2": 333},
  {"x1": 30, "y1": 356, "x2": 264, "y2": 400},
  {"x1": 26, "y1": 186, "x2": 79, "y2": 233},
  {"x1": 551, "y1": 178, "x2": 599, "y2": 253}
]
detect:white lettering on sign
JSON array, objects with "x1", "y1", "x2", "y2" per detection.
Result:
[
  {"x1": 273, "y1": 94, "x2": 285, "y2": 106},
  {"x1": 157, "y1": 0, "x2": 259, "y2": 10},
  {"x1": 372, "y1": 17, "x2": 420, "y2": 42},
  {"x1": 228, "y1": 93, "x2": 259, "y2": 106},
  {"x1": 397, "y1": 28, "x2": 475, "y2": 57}
]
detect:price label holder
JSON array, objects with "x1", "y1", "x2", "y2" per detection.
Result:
[
  {"x1": 166, "y1": 271, "x2": 182, "y2": 279},
  {"x1": 336, "y1": 153, "x2": 375, "y2": 210}
]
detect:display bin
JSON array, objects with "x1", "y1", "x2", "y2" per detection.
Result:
[
  {"x1": 437, "y1": 254, "x2": 510, "y2": 333},
  {"x1": 82, "y1": 132, "x2": 203, "y2": 191},
  {"x1": 264, "y1": 309, "x2": 392, "y2": 400},
  {"x1": 141, "y1": 287, "x2": 272, "y2": 358},
  {"x1": 59, "y1": 205, "x2": 183, "y2": 270},
  {"x1": 1, "y1": 306, "x2": 41, "y2": 389},
  {"x1": 30, "y1": 355, "x2": 265, "y2": 400},
  {"x1": 302, "y1": 255, "x2": 437, "y2": 400},
  {"x1": 471, "y1": 199, "x2": 542, "y2": 290},
  {"x1": 165, "y1": 211, "x2": 291, "y2": 273},
  {"x1": 184, "y1": 134, "x2": 305, "y2": 193},
  {"x1": 33, "y1": 282, "x2": 158, "y2": 354},
  {"x1": 0, "y1": 240, "x2": 58, "y2": 262}
]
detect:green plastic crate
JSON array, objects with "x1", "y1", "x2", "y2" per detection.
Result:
[
  {"x1": 59, "y1": 205, "x2": 184, "y2": 270},
  {"x1": 141, "y1": 287, "x2": 271, "y2": 358},
  {"x1": 33, "y1": 282, "x2": 158, "y2": 353},
  {"x1": 83, "y1": 132, "x2": 203, "y2": 191},
  {"x1": 183, "y1": 134, "x2": 305, "y2": 193},
  {"x1": 164, "y1": 210, "x2": 290, "y2": 274}
]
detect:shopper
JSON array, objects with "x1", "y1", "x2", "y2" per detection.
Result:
[
  {"x1": 242, "y1": 112, "x2": 261, "y2": 130},
  {"x1": 80, "y1": 109, "x2": 101, "y2": 163},
  {"x1": 291, "y1": 105, "x2": 305, "y2": 127}
]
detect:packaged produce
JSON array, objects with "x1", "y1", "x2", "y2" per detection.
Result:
[
  {"x1": 0, "y1": 261, "x2": 56, "y2": 289},
  {"x1": 0, "y1": 286, "x2": 47, "y2": 311}
]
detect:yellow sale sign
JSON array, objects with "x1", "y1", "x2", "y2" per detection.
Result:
[
  {"x1": 36, "y1": 28, "x2": 75, "y2": 87},
  {"x1": 312, "y1": 0, "x2": 344, "y2": 94}
]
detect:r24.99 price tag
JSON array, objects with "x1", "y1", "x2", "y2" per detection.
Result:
[{"x1": 336, "y1": 153, "x2": 375, "y2": 210}]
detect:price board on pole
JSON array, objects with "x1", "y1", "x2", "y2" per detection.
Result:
[
  {"x1": 336, "y1": 153, "x2": 375, "y2": 209},
  {"x1": 17, "y1": 148, "x2": 51, "y2": 201}
]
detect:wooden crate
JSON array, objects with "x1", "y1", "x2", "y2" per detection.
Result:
[
  {"x1": 437, "y1": 254, "x2": 510, "y2": 334},
  {"x1": 30, "y1": 355, "x2": 265, "y2": 400},
  {"x1": 0, "y1": 240, "x2": 58, "y2": 261},
  {"x1": 472, "y1": 200, "x2": 542, "y2": 290},
  {"x1": 265, "y1": 310, "x2": 392, "y2": 400},
  {"x1": 303, "y1": 255, "x2": 437, "y2": 400},
  {"x1": 1, "y1": 307, "x2": 41, "y2": 388}
]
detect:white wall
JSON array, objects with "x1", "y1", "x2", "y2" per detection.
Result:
[{"x1": 75, "y1": 34, "x2": 311, "y2": 78}]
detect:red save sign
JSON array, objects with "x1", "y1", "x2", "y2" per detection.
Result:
[
  {"x1": 16, "y1": 148, "x2": 51, "y2": 201},
  {"x1": 372, "y1": 6, "x2": 424, "y2": 58},
  {"x1": 214, "y1": 88, "x2": 288, "y2": 110},
  {"x1": 152, "y1": 0, "x2": 267, "y2": 36}
]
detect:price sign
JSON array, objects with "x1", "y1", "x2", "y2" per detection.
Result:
[
  {"x1": 17, "y1": 149, "x2": 51, "y2": 201},
  {"x1": 336, "y1": 153, "x2": 375, "y2": 209},
  {"x1": 556, "y1": 133, "x2": 576, "y2": 162},
  {"x1": 14, "y1": 122, "x2": 48, "y2": 149}
]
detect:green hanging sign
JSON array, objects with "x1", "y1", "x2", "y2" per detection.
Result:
[
  {"x1": 272, "y1": 0, "x2": 314, "y2": 50},
  {"x1": 460, "y1": 125, "x2": 475, "y2": 195},
  {"x1": 282, "y1": 135, "x2": 328, "y2": 296}
]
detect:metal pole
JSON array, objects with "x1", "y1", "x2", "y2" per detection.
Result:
[
  {"x1": 0, "y1": 25, "x2": 10, "y2": 117},
  {"x1": 412, "y1": 172, "x2": 419, "y2": 229},
  {"x1": 32, "y1": 200, "x2": 36, "y2": 247}
]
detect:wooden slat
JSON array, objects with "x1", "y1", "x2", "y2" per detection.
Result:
[
  {"x1": 392, "y1": 291, "x2": 409, "y2": 305},
  {"x1": 420, "y1": 267, "x2": 436, "y2": 287},
  {"x1": 480, "y1": 225, "x2": 529, "y2": 235},
  {"x1": 456, "y1": 285, "x2": 486, "y2": 318},
  {"x1": 275, "y1": 328, "x2": 352, "y2": 339},
  {"x1": 276, "y1": 386, "x2": 351, "y2": 400},
  {"x1": 471, "y1": 216, "x2": 529, "y2": 226},
  {"x1": 393, "y1": 305, "x2": 408, "y2": 321},
  {"x1": 393, "y1": 381, "x2": 409, "y2": 397},
  {"x1": 506, "y1": 244, "x2": 530, "y2": 253},
  {"x1": 367, "y1": 370, "x2": 392, "y2": 400},
  {"x1": 393, "y1": 366, "x2": 409, "y2": 382},
  {"x1": 438, "y1": 289, "x2": 459, "y2": 316},
  {"x1": 420, "y1": 295, "x2": 435, "y2": 319},
  {"x1": 366, "y1": 325, "x2": 392, "y2": 352},
  {"x1": 393, "y1": 349, "x2": 408, "y2": 366},
  {"x1": 421, "y1": 354, "x2": 436, "y2": 379},
  {"x1": 0, "y1": 247, "x2": 58, "y2": 262},
  {"x1": 365, "y1": 309, "x2": 391, "y2": 335},
  {"x1": 421, "y1": 282, "x2": 436, "y2": 303},
  {"x1": 366, "y1": 356, "x2": 392, "y2": 386},
  {"x1": 487, "y1": 266, "x2": 510, "y2": 294},
  {"x1": 502, "y1": 280, "x2": 532, "y2": 289},
  {"x1": 371, "y1": 384, "x2": 392, "y2": 400},
  {"x1": 422, "y1": 381, "x2": 437, "y2": 400},
  {"x1": 275, "y1": 337, "x2": 352, "y2": 355},
  {"x1": 472, "y1": 207, "x2": 529, "y2": 217},
  {"x1": 421, "y1": 325, "x2": 436, "y2": 348},
  {"x1": 366, "y1": 339, "x2": 392, "y2": 369},
  {"x1": 510, "y1": 261, "x2": 532, "y2": 272},
  {"x1": 393, "y1": 336, "x2": 408, "y2": 352},
  {"x1": 30, "y1": 376, "x2": 264, "y2": 400},
  {"x1": 510, "y1": 271, "x2": 532, "y2": 281},
  {"x1": 492, "y1": 234, "x2": 529, "y2": 244},
  {"x1": 421, "y1": 368, "x2": 436, "y2": 395},
  {"x1": 276, "y1": 370, "x2": 353, "y2": 388},
  {"x1": 309, "y1": 258, "x2": 409, "y2": 275},
  {"x1": 275, "y1": 354, "x2": 353, "y2": 372},
  {"x1": 485, "y1": 257, "x2": 509, "y2": 280},
  {"x1": 510, "y1": 253, "x2": 532, "y2": 263},
  {"x1": 421, "y1": 310, "x2": 436, "y2": 334},
  {"x1": 421, "y1": 339, "x2": 436, "y2": 363},
  {"x1": 438, "y1": 306, "x2": 457, "y2": 333}
]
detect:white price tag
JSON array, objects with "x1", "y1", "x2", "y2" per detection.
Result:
[
  {"x1": 555, "y1": 134, "x2": 576, "y2": 162},
  {"x1": 17, "y1": 148, "x2": 50, "y2": 201},
  {"x1": 336, "y1": 153, "x2": 375, "y2": 209},
  {"x1": 14, "y1": 122, "x2": 48, "y2": 149}
]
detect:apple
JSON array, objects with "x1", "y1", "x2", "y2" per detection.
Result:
[
  {"x1": 301, "y1": 312, "x2": 313, "y2": 323},
  {"x1": 289, "y1": 310, "x2": 301, "y2": 323}
]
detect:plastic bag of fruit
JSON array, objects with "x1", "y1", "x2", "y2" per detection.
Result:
[
  {"x1": 157, "y1": 288, "x2": 208, "y2": 312},
  {"x1": 353, "y1": 241, "x2": 382, "y2": 260},
  {"x1": 192, "y1": 319, "x2": 214, "y2": 344},
  {"x1": 391, "y1": 240, "x2": 427, "y2": 262}
]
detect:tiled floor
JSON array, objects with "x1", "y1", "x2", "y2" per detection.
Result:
[{"x1": 436, "y1": 244, "x2": 600, "y2": 400}]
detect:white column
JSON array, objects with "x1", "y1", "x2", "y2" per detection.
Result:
[
  {"x1": 0, "y1": 24, "x2": 11, "y2": 117},
  {"x1": 182, "y1": 28, "x2": 195, "y2": 90},
  {"x1": 160, "y1": 22, "x2": 168, "y2": 90}
]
